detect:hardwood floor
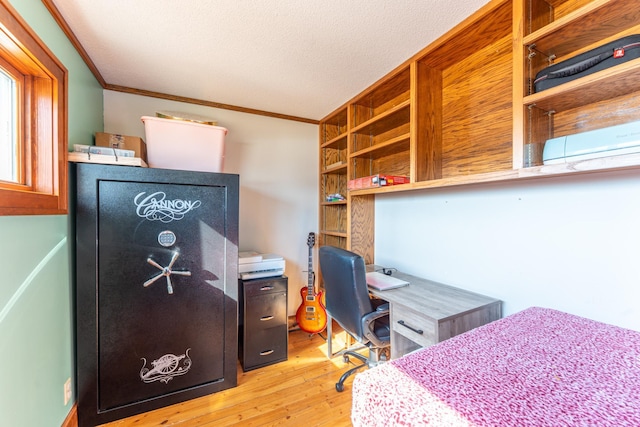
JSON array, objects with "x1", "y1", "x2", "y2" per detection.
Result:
[{"x1": 101, "y1": 328, "x2": 360, "y2": 426}]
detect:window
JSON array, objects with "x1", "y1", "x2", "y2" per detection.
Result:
[
  {"x1": 0, "y1": 66, "x2": 18, "y2": 183},
  {"x1": 0, "y1": 0, "x2": 68, "y2": 215}
]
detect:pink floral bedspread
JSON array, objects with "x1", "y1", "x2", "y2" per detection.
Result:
[{"x1": 351, "y1": 307, "x2": 640, "y2": 426}]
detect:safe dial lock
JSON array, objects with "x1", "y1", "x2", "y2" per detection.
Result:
[{"x1": 144, "y1": 250, "x2": 191, "y2": 294}]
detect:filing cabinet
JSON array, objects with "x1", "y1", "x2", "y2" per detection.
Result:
[{"x1": 239, "y1": 276, "x2": 288, "y2": 371}]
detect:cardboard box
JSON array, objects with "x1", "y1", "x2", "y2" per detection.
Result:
[
  {"x1": 348, "y1": 174, "x2": 409, "y2": 190},
  {"x1": 95, "y1": 132, "x2": 147, "y2": 161}
]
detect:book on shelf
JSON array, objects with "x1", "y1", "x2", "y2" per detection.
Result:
[
  {"x1": 68, "y1": 146, "x2": 147, "y2": 167},
  {"x1": 348, "y1": 174, "x2": 409, "y2": 190}
]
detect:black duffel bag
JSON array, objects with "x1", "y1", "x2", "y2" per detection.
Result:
[{"x1": 533, "y1": 35, "x2": 640, "y2": 93}]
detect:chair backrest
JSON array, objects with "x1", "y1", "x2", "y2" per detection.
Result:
[{"x1": 319, "y1": 246, "x2": 374, "y2": 342}]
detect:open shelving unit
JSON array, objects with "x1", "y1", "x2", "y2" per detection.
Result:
[
  {"x1": 350, "y1": 66, "x2": 412, "y2": 188},
  {"x1": 319, "y1": 107, "x2": 349, "y2": 249},
  {"x1": 318, "y1": 0, "x2": 640, "y2": 264},
  {"x1": 522, "y1": 0, "x2": 640, "y2": 151}
]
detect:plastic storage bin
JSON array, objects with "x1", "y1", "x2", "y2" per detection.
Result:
[{"x1": 141, "y1": 115, "x2": 227, "y2": 172}]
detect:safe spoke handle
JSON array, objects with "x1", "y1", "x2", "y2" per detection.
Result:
[{"x1": 144, "y1": 251, "x2": 191, "y2": 294}]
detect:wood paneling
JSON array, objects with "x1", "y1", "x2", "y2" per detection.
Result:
[
  {"x1": 348, "y1": 194, "x2": 375, "y2": 264},
  {"x1": 413, "y1": 62, "x2": 442, "y2": 182},
  {"x1": 441, "y1": 34, "x2": 513, "y2": 177}
]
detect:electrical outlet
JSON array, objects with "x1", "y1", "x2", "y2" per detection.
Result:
[{"x1": 64, "y1": 378, "x2": 72, "y2": 406}]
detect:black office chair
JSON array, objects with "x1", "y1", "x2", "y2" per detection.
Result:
[{"x1": 319, "y1": 245, "x2": 390, "y2": 392}]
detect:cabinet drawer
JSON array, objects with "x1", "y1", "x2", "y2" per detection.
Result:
[
  {"x1": 246, "y1": 293, "x2": 287, "y2": 331},
  {"x1": 243, "y1": 325, "x2": 288, "y2": 370},
  {"x1": 243, "y1": 276, "x2": 287, "y2": 297},
  {"x1": 391, "y1": 303, "x2": 437, "y2": 348}
]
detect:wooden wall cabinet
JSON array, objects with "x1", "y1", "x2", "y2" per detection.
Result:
[{"x1": 318, "y1": 0, "x2": 640, "y2": 263}]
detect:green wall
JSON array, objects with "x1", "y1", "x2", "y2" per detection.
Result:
[{"x1": 0, "y1": 1, "x2": 103, "y2": 425}]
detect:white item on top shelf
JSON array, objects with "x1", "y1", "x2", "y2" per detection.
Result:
[{"x1": 141, "y1": 115, "x2": 227, "y2": 173}]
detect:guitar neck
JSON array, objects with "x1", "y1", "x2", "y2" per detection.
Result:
[{"x1": 307, "y1": 246, "x2": 314, "y2": 295}]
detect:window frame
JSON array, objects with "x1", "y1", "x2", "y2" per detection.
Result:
[{"x1": 0, "y1": 0, "x2": 68, "y2": 216}]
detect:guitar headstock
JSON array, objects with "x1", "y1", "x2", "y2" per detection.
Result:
[{"x1": 307, "y1": 232, "x2": 315, "y2": 248}]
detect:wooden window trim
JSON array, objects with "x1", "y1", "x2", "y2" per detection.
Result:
[{"x1": 0, "y1": 0, "x2": 68, "y2": 215}]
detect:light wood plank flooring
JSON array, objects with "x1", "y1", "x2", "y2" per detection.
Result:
[{"x1": 100, "y1": 328, "x2": 360, "y2": 426}]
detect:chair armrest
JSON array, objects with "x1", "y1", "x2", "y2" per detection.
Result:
[
  {"x1": 375, "y1": 303, "x2": 389, "y2": 312},
  {"x1": 361, "y1": 306, "x2": 390, "y2": 348},
  {"x1": 362, "y1": 306, "x2": 388, "y2": 324}
]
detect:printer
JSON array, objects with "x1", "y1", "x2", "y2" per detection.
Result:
[
  {"x1": 543, "y1": 120, "x2": 640, "y2": 165},
  {"x1": 238, "y1": 251, "x2": 285, "y2": 280}
]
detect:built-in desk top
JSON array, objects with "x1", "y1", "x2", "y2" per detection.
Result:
[
  {"x1": 366, "y1": 265, "x2": 500, "y2": 321},
  {"x1": 366, "y1": 265, "x2": 502, "y2": 358}
]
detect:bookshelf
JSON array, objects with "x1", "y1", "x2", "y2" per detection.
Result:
[{"x1": 318, "y1": 0, "x2": 640, "y2": 264}]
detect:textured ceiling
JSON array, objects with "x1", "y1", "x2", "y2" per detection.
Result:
[{"x1": 50, "y1": 0, "x2": 490, "y2": 121}]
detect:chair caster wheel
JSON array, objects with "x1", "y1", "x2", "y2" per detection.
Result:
[
  {"x1": 343, "y1": 355, "x2": 350, "y2": 363},
  {"x1": 336, "y1": 383, "x2": 344, "y2": 392}
]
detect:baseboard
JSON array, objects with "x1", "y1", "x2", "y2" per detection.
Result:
[{"x1": 61, "y1": 403, "x2": 77, "y2": 427}]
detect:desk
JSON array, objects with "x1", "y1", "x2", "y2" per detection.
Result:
[{"x1": 328, "y1": 267, "x2": 502, "y2": 360}]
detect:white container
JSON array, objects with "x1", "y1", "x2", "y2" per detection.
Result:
[{"x1": 141, "y1": 116, "x2": 227, "y2": 172}]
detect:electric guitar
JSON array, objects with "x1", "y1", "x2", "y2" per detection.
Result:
[{"x1": 295, "y1": 232, "x2": 328, "y2": 334}]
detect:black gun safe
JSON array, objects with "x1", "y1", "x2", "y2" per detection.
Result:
[{"x1": 72, "y1": 163, "x2": 238, "y2": 427}]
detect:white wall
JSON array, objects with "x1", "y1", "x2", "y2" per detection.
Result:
[
  {"x1": 375, "y1": 169, "x2": 640, "y2": 331},
  {"x1": 103, "y1": 90, "x2": 318, "y2": 314},
  {"x1": 103, "y1": 90, "x2": 640, "y2": 330}
]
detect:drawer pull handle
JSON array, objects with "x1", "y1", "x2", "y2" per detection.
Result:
[
  {"x1": 397, "y1": 320, "x2": 423, "y2": 335},
  {"x1": 260, "y1": 315, "x2": 274, "y2": 321},
  {"x1": 260, "y1": 349, "x2": 274, "y2": 356},
  {"x1": 260, "y1": 286, "x2": 275, "y2": 291}
]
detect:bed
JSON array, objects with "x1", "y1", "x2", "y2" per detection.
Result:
[{"x1": 351, "y1": 307, "x2": 640, "y2": 426}]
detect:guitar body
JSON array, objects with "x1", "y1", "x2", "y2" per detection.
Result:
[
  {"x1": 296, "y1": 287, "x2": 328, "y2": 334},
  {"x1": 296, "y1": 232, "x2": 328, "y2": 334}
]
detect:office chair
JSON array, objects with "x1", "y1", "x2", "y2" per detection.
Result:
[{"x1": 318, "y1": 245, "x2": 390, "y2": 392}]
